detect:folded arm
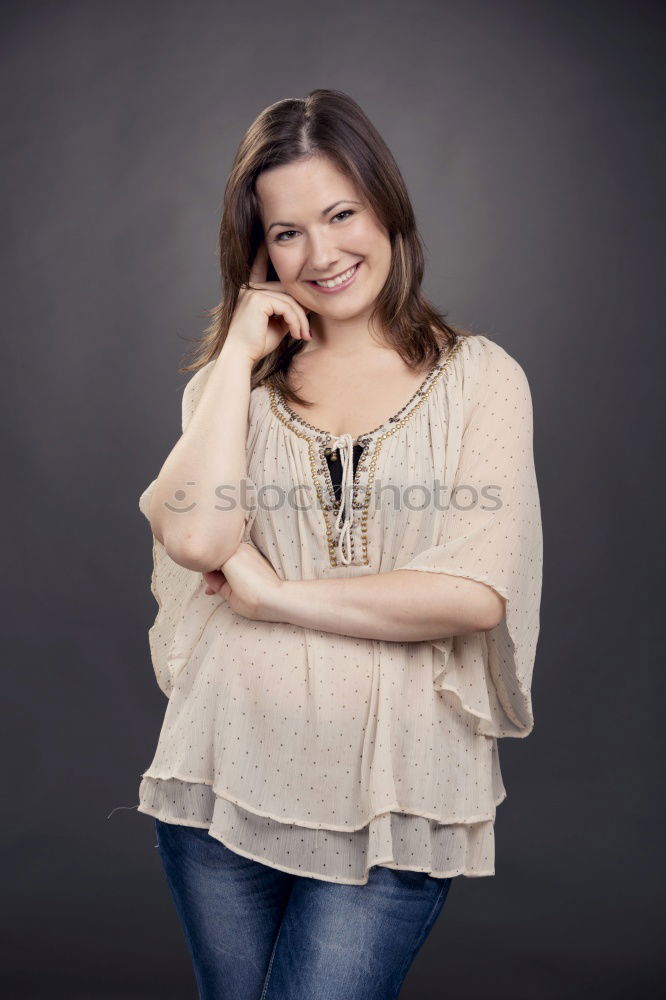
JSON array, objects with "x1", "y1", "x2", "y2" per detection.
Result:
[{"x1": 261, "y1": 568, "x2": 506, "y2": 642}]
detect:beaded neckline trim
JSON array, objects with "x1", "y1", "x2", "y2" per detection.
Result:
[
  {"x1": 265, "y1": 335, "x2": 466, "y2": 566},
  {"x1": 268, "y1": 337, "x2": 462, "y2": 446}
]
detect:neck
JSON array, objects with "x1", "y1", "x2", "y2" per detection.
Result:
[{"x1": 305, "y1": 315, "x2": 391, "y2": 358}]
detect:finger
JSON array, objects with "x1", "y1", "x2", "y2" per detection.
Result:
[
  {"x1": 203, "y1": 570, "x2": 226, "y2": 593},
  {"x1": 266, "y1": 296, "x2": 310, "y2": 340},
  {"x1": 245, "y1": 271, "x2": 311, "y2": 339},
  {"x1": 249, "y1": 241, "x2": 269, "y2": 285},
  {"x1": 283, "y1": 303, "x2": 308, "y2": 340},
  {"x1": 274, "y1": 296, "x2": 310, "y2": 339}
]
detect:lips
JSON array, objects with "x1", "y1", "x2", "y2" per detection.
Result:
[
  {"x1": 306, "y1": 262, "x2": 362, "y2": 291},
  {"x1": 311, "y1": 264, "x2": 357, "y2": 283}
]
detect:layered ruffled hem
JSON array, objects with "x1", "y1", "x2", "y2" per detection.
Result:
[{"x1": 137, "y1": 775, "x2": 501, "y2": 884}]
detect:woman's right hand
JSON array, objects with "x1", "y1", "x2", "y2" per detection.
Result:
[{"x1": 225, "y1": 242, "x2": 312, "y2": 363}]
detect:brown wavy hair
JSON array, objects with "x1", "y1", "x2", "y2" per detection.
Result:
[{"x1": 181, "y1": 88, "x2": 473, "y2": 408}]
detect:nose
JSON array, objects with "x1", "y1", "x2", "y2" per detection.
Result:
[{"x1": 305, "y1": 230, "x2": 340, "y2": 273}]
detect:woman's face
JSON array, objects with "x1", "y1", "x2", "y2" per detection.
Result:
[{"x1": 255, "y1": 156, "x2": 392, "y2": 322}]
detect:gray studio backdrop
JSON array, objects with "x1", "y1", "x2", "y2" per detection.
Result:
[{"x1": 4, "y1": 0, "x2": 663, "y2": 997}]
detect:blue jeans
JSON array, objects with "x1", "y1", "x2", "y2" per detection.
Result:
[{"x1": 154, "y1": 817, "x2": 453, "y2": 1000}]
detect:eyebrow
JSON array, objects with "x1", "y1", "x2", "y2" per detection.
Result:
[{"x1": 266, "y1": 200, "x2": 362, "y2": 233}]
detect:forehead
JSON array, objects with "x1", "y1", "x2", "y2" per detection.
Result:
[{"x1": 256, "y1": 156, "x2": 360, "y2": 217}]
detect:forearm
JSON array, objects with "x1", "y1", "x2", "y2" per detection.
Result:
[
  {"x1": 150, "y1": 338, "x2": 255, "y2": 570},
  {"x1": 266, "y1": 569, "x2": 506, "y2": 642}
]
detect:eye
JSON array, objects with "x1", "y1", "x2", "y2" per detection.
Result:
[{"x1": 274, "y1": 209, "x2": 356, "y2": 243}]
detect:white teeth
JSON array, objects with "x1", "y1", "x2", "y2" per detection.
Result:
[{"x1": 314, "y1": 264, "x2": 358, "y2": 288}]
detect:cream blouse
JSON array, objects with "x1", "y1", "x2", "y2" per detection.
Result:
[{"x1": 133, "y1": 332, "x2": 543, "y2": 884}]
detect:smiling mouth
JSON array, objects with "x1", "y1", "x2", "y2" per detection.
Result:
[{"x1": 305, "y1": 262, "x2": 362, "y2": 290}]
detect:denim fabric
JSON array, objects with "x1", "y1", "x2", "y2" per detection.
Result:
[{"x1": 154, "y1": 817, "x2": 453, "y2": 1000}]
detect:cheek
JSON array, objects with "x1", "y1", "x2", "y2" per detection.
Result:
[
  {"x1": 354, "y1": 220, "x2": 389, "y2": 255},
  {"x1": 271, "y1": 250, "x2": 302, "y2": 281}
]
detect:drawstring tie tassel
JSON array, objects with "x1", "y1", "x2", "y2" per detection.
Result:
[{"x1": 329, "y1": 433, "x2": 355, "y2": 566}]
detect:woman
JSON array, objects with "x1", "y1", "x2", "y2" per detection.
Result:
[{"x1": 134, "y1": 89, "x2": 543, "y2": 999}]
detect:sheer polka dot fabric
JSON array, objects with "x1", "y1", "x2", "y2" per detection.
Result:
[{"x1": 135, "y1": 334, "x2": 543, "y2": 884}]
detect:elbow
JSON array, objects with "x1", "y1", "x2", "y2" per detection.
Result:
[
  {"x1": 162, "y1": 529, "x2": 242, "y2": 573},
  {"x1": 148, "y1": 515, "x2": 165, "y2": 546},
  {"x1": 148, "y1": 491, "x2": 244, "y2": 570},
  {"x1": 476, "y1": 589, "x2": 507, "y2": 631}
]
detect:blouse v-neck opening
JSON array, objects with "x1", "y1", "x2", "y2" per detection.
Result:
[
  {"x1": 267, "y1": 339, "x2": 460, "y2": 446},
  {"x1": 264, "y1": 335, "x2": 466, "y2": 566}
]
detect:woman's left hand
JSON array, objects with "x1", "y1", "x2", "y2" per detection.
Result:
[{"x1": 202, "y1": 542, "x2": 286, "y2": 622}]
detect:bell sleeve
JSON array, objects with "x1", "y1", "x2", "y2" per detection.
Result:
[
  {"x1": 400, "y1": 336, "x2": 543, "y2": 738},
  {"x1": 138, "y1": 361, "x2": 258, "y2": 697}
]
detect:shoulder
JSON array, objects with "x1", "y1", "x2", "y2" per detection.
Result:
[
  {"x1": 448, "y1": 334, "x2": 534, "y2": 434},
  {"x1": 457, "y1": 333, "x2": 532, "y2": 401},
  {"x1": 459, "y1": 332, "x2": 528, "y2": 380}
]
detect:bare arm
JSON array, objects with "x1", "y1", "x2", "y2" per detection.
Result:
[
  {"x1": 146, "y1": 242, "x2": 312, "y2": 573},
  {"x1": 260, "y1": 567, "x2": 506, "y2": 641},
  {"x1": 148, "y1": 338, "x2": 256, "y2": 572}
]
